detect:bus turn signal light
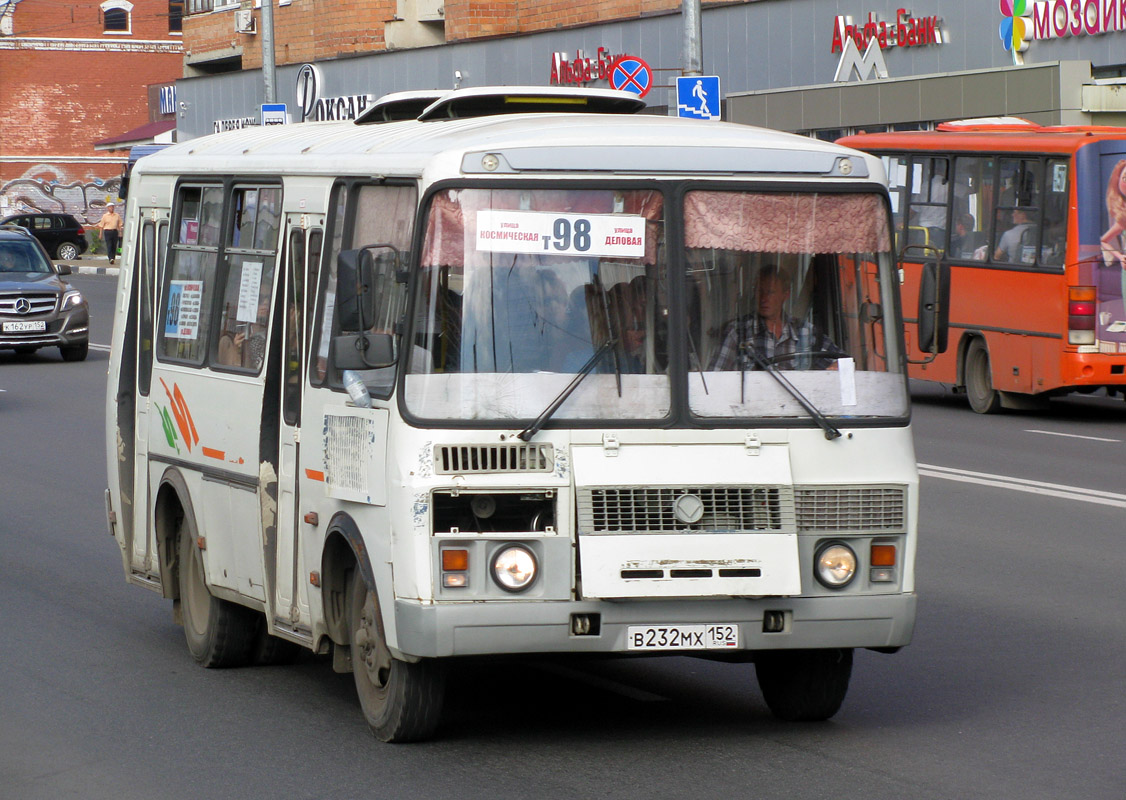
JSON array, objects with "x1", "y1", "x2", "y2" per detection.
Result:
[
  {"x1": 442, "y1": 549, "x2": 469, "y2": 571},
  {"x1": 870, "y1": 544, "x2": 896, "y2": 567}
]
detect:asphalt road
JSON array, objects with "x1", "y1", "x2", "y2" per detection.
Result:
[{"x1": 1, "y1": 274, "x2": 1123, "y2": 799}]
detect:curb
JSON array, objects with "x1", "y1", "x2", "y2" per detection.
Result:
[{"x1": 74, "y1": 266, "x2": 120, "y2": 276}]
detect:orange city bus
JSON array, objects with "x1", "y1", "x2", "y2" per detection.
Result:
[{"x1": 839, "y1": 120, "x2": 1126, "y2": 412}]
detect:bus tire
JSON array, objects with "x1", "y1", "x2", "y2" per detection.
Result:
[
  {"x1": 754, "y1": 648, "x2": 852, "y2": 722},
  {"x1": 348, "y1": 571, "x2": 445, "y2": 742},
  {"x1": 965, "y1": 338, "x2": 1001, "y2": 414},
  {"x1": 177, "y1": 525, "x2": 257, "y2": 668},
  {"x1": 251, "y1": 622, "x2": 303, "y2": 666}
]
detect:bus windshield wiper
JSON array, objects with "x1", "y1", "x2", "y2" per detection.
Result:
[
  {"x1": 742, "y1": 345, "x2": 842, "y2": 441},
  {"x1": 518, "y1": 338, "x2": 616, "y2": 442}
]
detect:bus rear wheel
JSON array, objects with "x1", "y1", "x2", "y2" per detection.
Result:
[
  {"x1": 348, "y1": 571, "x2": 444, "y2": 742},
  {"x1": 965, "y1": 338, "x2": 1001, "y2": 414},
  {"x1": 177, "y1": 525, "x2": 257, "y2": 668},
  {"x1": 755, "y1": 648, "x2": 853, "y2": 721}
]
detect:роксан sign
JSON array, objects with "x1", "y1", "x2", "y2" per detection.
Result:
[{"x1": 295, "y1": 63, "x2": 375, "y2": 122}]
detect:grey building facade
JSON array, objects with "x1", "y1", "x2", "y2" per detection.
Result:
[{"x1": 174, "y1": 0, "x2": 1126, "y2": 140}]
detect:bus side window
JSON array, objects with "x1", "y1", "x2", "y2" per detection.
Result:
[
  {"x1": 158, "y1": 185, "x2": 222, "y2": 365},
  {"x1": 1041, "y1": 159, "x2": 1069, "y2": 267},
  {"x1": 213, "y1": 185, "x2": 280, "y2": 372},
  {"x1": 950, "y1": 156, "x2": 993, "y2": 261},
  {"x1": 992, "y1": 159, "x2": 1043, "y2": 265},
  {"x1": 883, "y1": 155, "x2": 909, "y2": 248},
  {"x1": 907, "y1": 156, "x2": 950, "y2": 255},
  {"x1": 312, "y1": 182, "x2": 418, "y2": 392}
]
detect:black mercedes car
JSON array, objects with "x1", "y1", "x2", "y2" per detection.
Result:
[
  {"x1": 0, "y1": 224, "x2": 89, "y2": 361},
  {"x1": 0, "y1": 212, "x2": 89, "y2": 261}
]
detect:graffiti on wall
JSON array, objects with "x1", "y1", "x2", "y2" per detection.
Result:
[{"x1": 0, "y1": 163, "x2": 122, "y2": 225}]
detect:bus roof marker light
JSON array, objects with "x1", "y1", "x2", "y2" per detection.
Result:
[
  {"x1": 837, "y1": 158, "x2": 853, "y2": 176},
  {"x1": 481, "y1": 154, "x2": 500, "y2": 172}
]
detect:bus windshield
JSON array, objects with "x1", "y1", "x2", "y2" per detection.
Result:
[
  {"x1": 685, "y1": 190, "x2": 906, "y2": 420},
  {"x1": 407, "y1": 186, "x2": 670, "y2": 421},
  {"x1": 405, "y1": 186, "x2": 904, "y2": 423}
]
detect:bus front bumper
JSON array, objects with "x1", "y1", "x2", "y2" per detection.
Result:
[{"x1": 391, "y1": 593, "x2": 916, "y2": 659}]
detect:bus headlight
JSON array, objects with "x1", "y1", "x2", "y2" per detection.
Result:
[
  {"x1": 491, "y1": 545, "x2": 537, "y2": 592},
  {"x1": 814, "y1": 542, "x2": 857, "y2": 589}
]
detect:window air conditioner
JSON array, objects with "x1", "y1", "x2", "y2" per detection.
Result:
[{"x1": 235, "y1": 9, "x2": 256, "y2": 34}]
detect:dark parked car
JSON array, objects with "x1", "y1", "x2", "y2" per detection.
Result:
[
  {"x1": 0, "y1": 212, "x2": 89, "y2": 261},
  {"x1": 0, "y1": 224, "x2": 89, "y2": 361}
]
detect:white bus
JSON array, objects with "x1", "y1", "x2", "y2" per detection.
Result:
[{"x1": 106, "y1": 87, "x2": 921, "y2": 742}]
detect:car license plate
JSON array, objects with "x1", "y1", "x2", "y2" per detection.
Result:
[
  {"x1": 626, "y1": 624, "x2": 739, "y2": 651},
  {"x1": 2, "y1": 320, "x2": 46, "y2": 332}
]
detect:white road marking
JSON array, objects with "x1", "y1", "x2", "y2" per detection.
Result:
[
  {"x1": 1025, "y1": 429, "x2": 1121, "y2": 443},
  {"x1": 90, "y1": 343, "x2": 111, "y2": 352},
  {"x1": 918, "y1": 463, "x2": 1126, "y2": 509}
]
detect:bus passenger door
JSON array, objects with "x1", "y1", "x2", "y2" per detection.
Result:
[
  {"x1": 131, "y1": 213, "x2": 166, "y2": 579},
  {"x1": 271, "y1": 218, "x2": 322, "y2": 637}
]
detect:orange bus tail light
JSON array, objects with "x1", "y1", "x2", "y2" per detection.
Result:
[{"x1": 1068, "y1": 286, "x2": 1097, "y2": 345}]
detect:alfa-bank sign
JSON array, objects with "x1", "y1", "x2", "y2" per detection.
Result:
[
  {"x1": 549, "y1": 47, "x2": 622, "y2": 86},
  {"x1": 831, "y1": 7, "x2": 943, "y2": 52}
]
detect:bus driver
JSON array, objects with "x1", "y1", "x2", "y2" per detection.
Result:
[{"x1": 709, "y1": 265, "x2": 841, "y2": 371}]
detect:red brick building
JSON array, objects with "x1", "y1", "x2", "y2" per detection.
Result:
[{"x1": 0, "y1": 0, "x2": 183, "y2": 227}]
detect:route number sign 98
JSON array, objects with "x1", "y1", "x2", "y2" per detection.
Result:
[{"x1": 476, "y1": 209, "x2": 646, "y2": 258}]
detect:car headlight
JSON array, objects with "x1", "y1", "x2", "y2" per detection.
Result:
[
  {"x1": 491, "y1": 545, "x2": 537, "y2": 592},
  {"x1": 61, "y1": 291, "x2": 84, "y2": 310},
  {"x1": 814, "y1": 542, "x2": 857, "y2": 589}
]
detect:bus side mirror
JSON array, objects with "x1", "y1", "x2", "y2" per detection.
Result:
[
  {"x1": 336, "y1": 248, "x2": 379, "y2": 331},
  {"x1": 332, "y1": 331, "x2": 396, "y2": 370},
  {"x1": 916, "y1": 259, "x2": 950, "y2": 355},
  {"x1": 333, "y1": 244, "x2": 402, "y2": 369}
]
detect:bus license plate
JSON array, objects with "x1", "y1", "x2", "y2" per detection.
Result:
[
  {"x1": 2, "y1": 320, "x2": 46, "y2": 332},
  {"x1": 627, "y1": 624, "x2": 739, "y2": 651}
]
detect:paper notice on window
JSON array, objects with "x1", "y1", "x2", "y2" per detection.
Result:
[
  {"x1": 476, "y1": 210, "x2": 646, "y2": 258},
  {"x1": 164, "y1": 280, "x2": 203, "y2": 340},
  {"x1": 236, "y1": 261, "x2": 263, "y2": 322},
  {"x1": 837, "y1": 357, "x2": 857, "y2": 406}
]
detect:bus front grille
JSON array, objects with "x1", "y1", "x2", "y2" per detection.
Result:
[
  {"x1": 577, "y1": 486, "x2": 794, "y2": 534},
  {"x1": 794, "y1": 485, "x2": 906, "y2": 531},
  {"x1": 434, "y1": 443, "x2": 554, "y2": 474}
]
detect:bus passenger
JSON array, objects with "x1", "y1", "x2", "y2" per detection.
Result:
[
  {"x1": 993, "y1": 207, "x2": 1035, "y2": 263},
  {"x1": 951, "y1": 213, "x2": 985, "y2": 260},
  {"x1": 709, "y1": 265, "x2": 840, "y2": 371},
  {"x1": 217, "y1": 296, "x2": 269, "y2": 370}
]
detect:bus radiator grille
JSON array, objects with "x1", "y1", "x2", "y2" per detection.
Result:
[
  {"x1": 434, "y1": 443, "x2": 555, "y2": 474},
  {"x1": 793, "y1": 485, "x2": 907, "y2": 532},
  {"x1": 577, "y1": 486, "x2": 795, "y2": 534}
]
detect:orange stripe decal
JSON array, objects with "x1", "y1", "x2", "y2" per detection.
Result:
[
  {"x1": 201, "y1": 447, "x2": 225, "y2": 460},
  {"x1": 305, "y1": 469, "x2": 325, "y2": 482}
]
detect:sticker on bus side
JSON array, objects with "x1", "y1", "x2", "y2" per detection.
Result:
[
  {"x1": 476, "y1": 210, "x2": 646, "y2": 258},
  {"x1": 165, "y1": 279, "x2": 203, "y2": 339}
]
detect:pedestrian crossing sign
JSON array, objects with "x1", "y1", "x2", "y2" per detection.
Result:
[{"x1": 676, "y1": 75, "x2": 721, "y2": 121}]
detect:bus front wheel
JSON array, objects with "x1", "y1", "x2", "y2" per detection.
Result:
[
  {"x1": 754, "y1": 648, "x2": 853, "y2": 721},
  {"x1": 348, "y1": 572, "x2": 445, "y2": 742},
  {"x1": 177, "y1": 525, "x2": 257, "y2": 668},
  {"x1": 965, "y1": 338, "x2": 1001, "y2": 414}
]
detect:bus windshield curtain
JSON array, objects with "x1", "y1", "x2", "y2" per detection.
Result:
[{"x1": 683, "y1": 192, "x2": 890, "y2": 254}]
